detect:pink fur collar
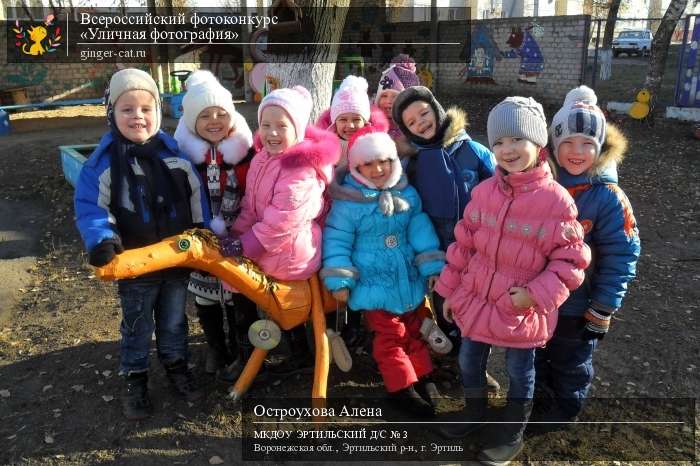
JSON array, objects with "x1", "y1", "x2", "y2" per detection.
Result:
[{"x1": 253, "y1": 125, "x2": 341, "y2": 184}]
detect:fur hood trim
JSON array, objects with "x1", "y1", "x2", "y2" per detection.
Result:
[
  {"x1": 442, "y1": 107, "x2": 470, "y2": 148},
  {"x1": 174, "y1": 112, "x2": 253, "y2": 165},
  {"x1": 253, "y1": 125, "x2": 341, "y2": 184},
  {"x1": 591, "y1": 123, "x2": 627, "y2": 175}
]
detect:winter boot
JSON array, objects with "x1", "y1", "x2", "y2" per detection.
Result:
[
  {"x1": 342, "y1": 310, "x2": 365, "y2": 351},
  {"x1": 164, "y1": 359, "x2": 204, "y2": 402},
  {"x1": 478, "y1": 400, "x2": 532, "y2": 466},
  {"x1": 219, "y1": 341, "x2": 254, "y2": 383},
  {"x1": 527, "y1": 401, "x2": 578, "y2": 435},
  {"x1": 219, "y1": 296, "x2": 260, "y2": 383},
  {"x1": 388, "y1": 384, "x2": 435, "y2": 418},
  {"x1": 196, "y1": 301, "x2": 233, "y2": 373},
  {"x1": 269, "y1": 325, "x2": 314, "y2": 376},
  {"x1": 438, "y1": 386, "x2": 487, "y2": 439},
  {"x1": 122, "y1": 372, "x2": 152, "y2": 420},
  {"x1": 486, "y1": 371, "x2": 501, "y2": 393},
  {"x1": 415, "y1": 376, "x2": 442, "y2": 408}
]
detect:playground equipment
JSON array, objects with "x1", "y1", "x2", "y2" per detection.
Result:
[
  {"x1": 58, "y1": 144, "x2": 97, "y2": 188},
  {"x1": 162, "y1": 70, "x2": 192, "y2": 119},
  {"x1": 332, "y1": 55, "x2": 365, "y2": 93},
  {"x1": 95, "y1": 228, "x2": 337, "y2": 402}
]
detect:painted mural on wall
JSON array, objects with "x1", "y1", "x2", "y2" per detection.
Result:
[
  {"x1": 502, "y1": 25, "x2": 544, "y2": 84},
  {"x1": 461, "y1": 22, "x2": 545, "y2": 85},
  {"x1": 461, "y1": 24, "x2": 501, "y2": 83},
  {"x1": 1, "y1": 63, "x2": 48, "y2": 88},
  {"x1": 676, "y1": 15, "x2": 700, "y2": 108}
]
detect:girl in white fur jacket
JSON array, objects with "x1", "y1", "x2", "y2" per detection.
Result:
[{"x1": 174, "y1": 70, "x2": 258, "y2": 382}]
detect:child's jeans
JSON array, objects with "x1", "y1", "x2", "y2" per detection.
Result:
[
  {"x1": 117, "y1": 277, "x2": 189, "y2": 375},
  {"x1": 459, "y1": 336, "x2": 536, "y2": 400},
  {"x1": 534, "y1": 316, "x2": 597, "y2": 418},
  {"x1": 365, "y1": 309, "x2": 433, "y2": 393}
]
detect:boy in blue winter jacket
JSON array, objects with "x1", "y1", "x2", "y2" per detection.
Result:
[
  {"x1": 533, "y1": 86, "x2": 641, "y2": 427},
  {"x1": 392, "y1": 86, "x2": 497, "y2": 374},
  {"x1": 74, "y1": 68, "x2": 211, "y2": 420},
  {"x1": 321, "y1": 126, "x2": 445, "y2": 417}
]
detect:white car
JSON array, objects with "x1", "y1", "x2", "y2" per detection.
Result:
[{"x1": 612, "y1": 30, "x2": 653, "y2": 57}]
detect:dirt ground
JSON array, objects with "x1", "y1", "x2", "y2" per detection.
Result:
[{"x1": 0, "y1": 99, "x2": 698, "y2": 466}]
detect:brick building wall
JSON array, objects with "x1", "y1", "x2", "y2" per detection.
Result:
[
  {"x1": 0, "y1": 25, "x2": 117, "y2": 104},
  {"x1": 340, "y1": 13, "x2": 590, "y2": 104},
  {"x1": 436, "y1": 15, "x2": 590, "y2": 103}
]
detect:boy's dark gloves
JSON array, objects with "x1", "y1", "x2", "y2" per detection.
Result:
[
  {"x1": 582, "y1": 307, "x2": 612, "y2": 341},
  {"x1": 219, "y1": 235, "x2": 243, "y2": 258},
  {"x1": 88, "y1": 238, "x2": 124, "y2": 267}
]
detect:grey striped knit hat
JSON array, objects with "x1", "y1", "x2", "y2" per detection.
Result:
[
  {"x1": 487, "y1": 96, "x2": 548, "y2": 148},
  {"x1": 549, "y1": 85, "x2": 606, "y2": 158}
]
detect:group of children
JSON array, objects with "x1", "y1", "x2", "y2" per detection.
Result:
[{"x1": 74, "y1": 56, "x2": 640, "y2": 465}]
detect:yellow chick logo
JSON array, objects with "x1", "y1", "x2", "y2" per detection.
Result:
[
  {"x1": 24, "y1": 25, "x2": 48, "y2": 55},
  {"x1": 628, "y1": 89, "x2": 651, "y2": 119},
  {"x1": 14, "y1": 15, "x2": 62, "y2": 57}
]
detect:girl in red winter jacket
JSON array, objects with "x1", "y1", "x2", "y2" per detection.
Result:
[{"x1": 435, "y1": 97, "x2": 591, "y2": 466}]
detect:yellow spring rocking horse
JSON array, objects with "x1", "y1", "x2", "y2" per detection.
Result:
[{"x1": 96, "y1": 228, "x2": 338, "y2": 402}]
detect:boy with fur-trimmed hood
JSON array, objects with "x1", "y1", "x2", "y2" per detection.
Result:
[
  {"x1": 392, "y1": 86, "x2": 497, "y2": 357},
  {"x1": 533, "y1": 86, "x2": 641, "y2": 428}
]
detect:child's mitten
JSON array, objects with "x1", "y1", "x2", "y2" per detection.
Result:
[
  {"x1": 88, "y1": 237, "x2": 124, "y2": 267},
  {"x1": 219, "y1": 235, "x2": 243, "y2": 257},
  {"x1": 582, "y1": 307, "x2": 612, "y2": 340}
]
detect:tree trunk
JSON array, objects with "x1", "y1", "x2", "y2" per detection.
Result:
[
  {"x1": 643, "y1": 0, "x2": 688, "y2": 106},
  {"x1": 266, "y1": 1, "x2": 350, "y2": 121},
  {"x1": 601, "y1": 0, "x2": 622, "y2": 49}
]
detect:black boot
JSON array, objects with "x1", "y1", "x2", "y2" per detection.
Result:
[
  {"x1": 415, "y1": 376, "x2": 441, "y2": 408},
  {"x1": 219, "y1": 296, "x2": 259, "y2": 383},
  {"x1": 478, "y1": 400, "x2": 532, "y2": 466},
  {"x1": 341, "y1": 310, "x2": 365, "y2": 350},
  {"x1": 485, "y1": 371, "x2": 501, "y2": 393},
  {"x1": 438, "y1": 386, "x2": 487, "y2": 439},
  {"x1": 388, "y1": 384, "x2": 435, "y2": 418},
  {"x1": 196, "y1": 301, "x2": 233, "y2": 373},
  {"x1": 527, "y1": 400, "x2": 577, "y2": 435},
  {"x1": 164, "y1": 359, "x2": 203, "y2": 402},
  {"x1": 122, "y1": 372, "x2": 152, "y2": 420},
  {"x1": 269, "y1": 325, "x2": 314, "y2": 375}
]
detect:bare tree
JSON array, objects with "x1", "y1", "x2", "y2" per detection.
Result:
[
  {"x1": 265, "y1": 0, "x2": 351, "y2": 121},
  {"x1": 643, "y1": 0, "x2": 688, "y2": 109},
  {"x1": 596, "y1": 0, "x2": 624, "y2": 80},
  {"x1": 601, "y1": 0, "x2": 623, "y2": 49}
]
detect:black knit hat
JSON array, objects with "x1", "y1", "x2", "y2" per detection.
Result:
[{"x1": 392, "y1": 86, "x2": 449, "y2": 146}]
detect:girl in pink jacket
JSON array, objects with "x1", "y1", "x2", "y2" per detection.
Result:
[
  {"x1": 222, "y1": 85, "x2": 340, "y2": 279},
  {"x1": 435, "y1": 97, "x2": 590, "y2": 465},
  {"x1": 220, "y1": 85, "x2": 341, "y2": 373}
]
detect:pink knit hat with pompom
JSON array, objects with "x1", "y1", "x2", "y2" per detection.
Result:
[
  {"x1": 330, "y1": 75, "x2": 370, "y2": 124},
  {"x1": 258, "y1": 85, "x2": 313, "y2": 143}
]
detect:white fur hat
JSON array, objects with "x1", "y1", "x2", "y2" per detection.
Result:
[
  {"x1": 184, "y1": 69, "x2": 219, "y2": 90},
  {"x1": 347, "y1": 126, "x2": 401, "y2": 190},
  {"x1": 182, "y1": 77, "x2": 236, "y2": 135},
  {"x1": 258, "y1": 86, "x2": 313, "y2": 144}
]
